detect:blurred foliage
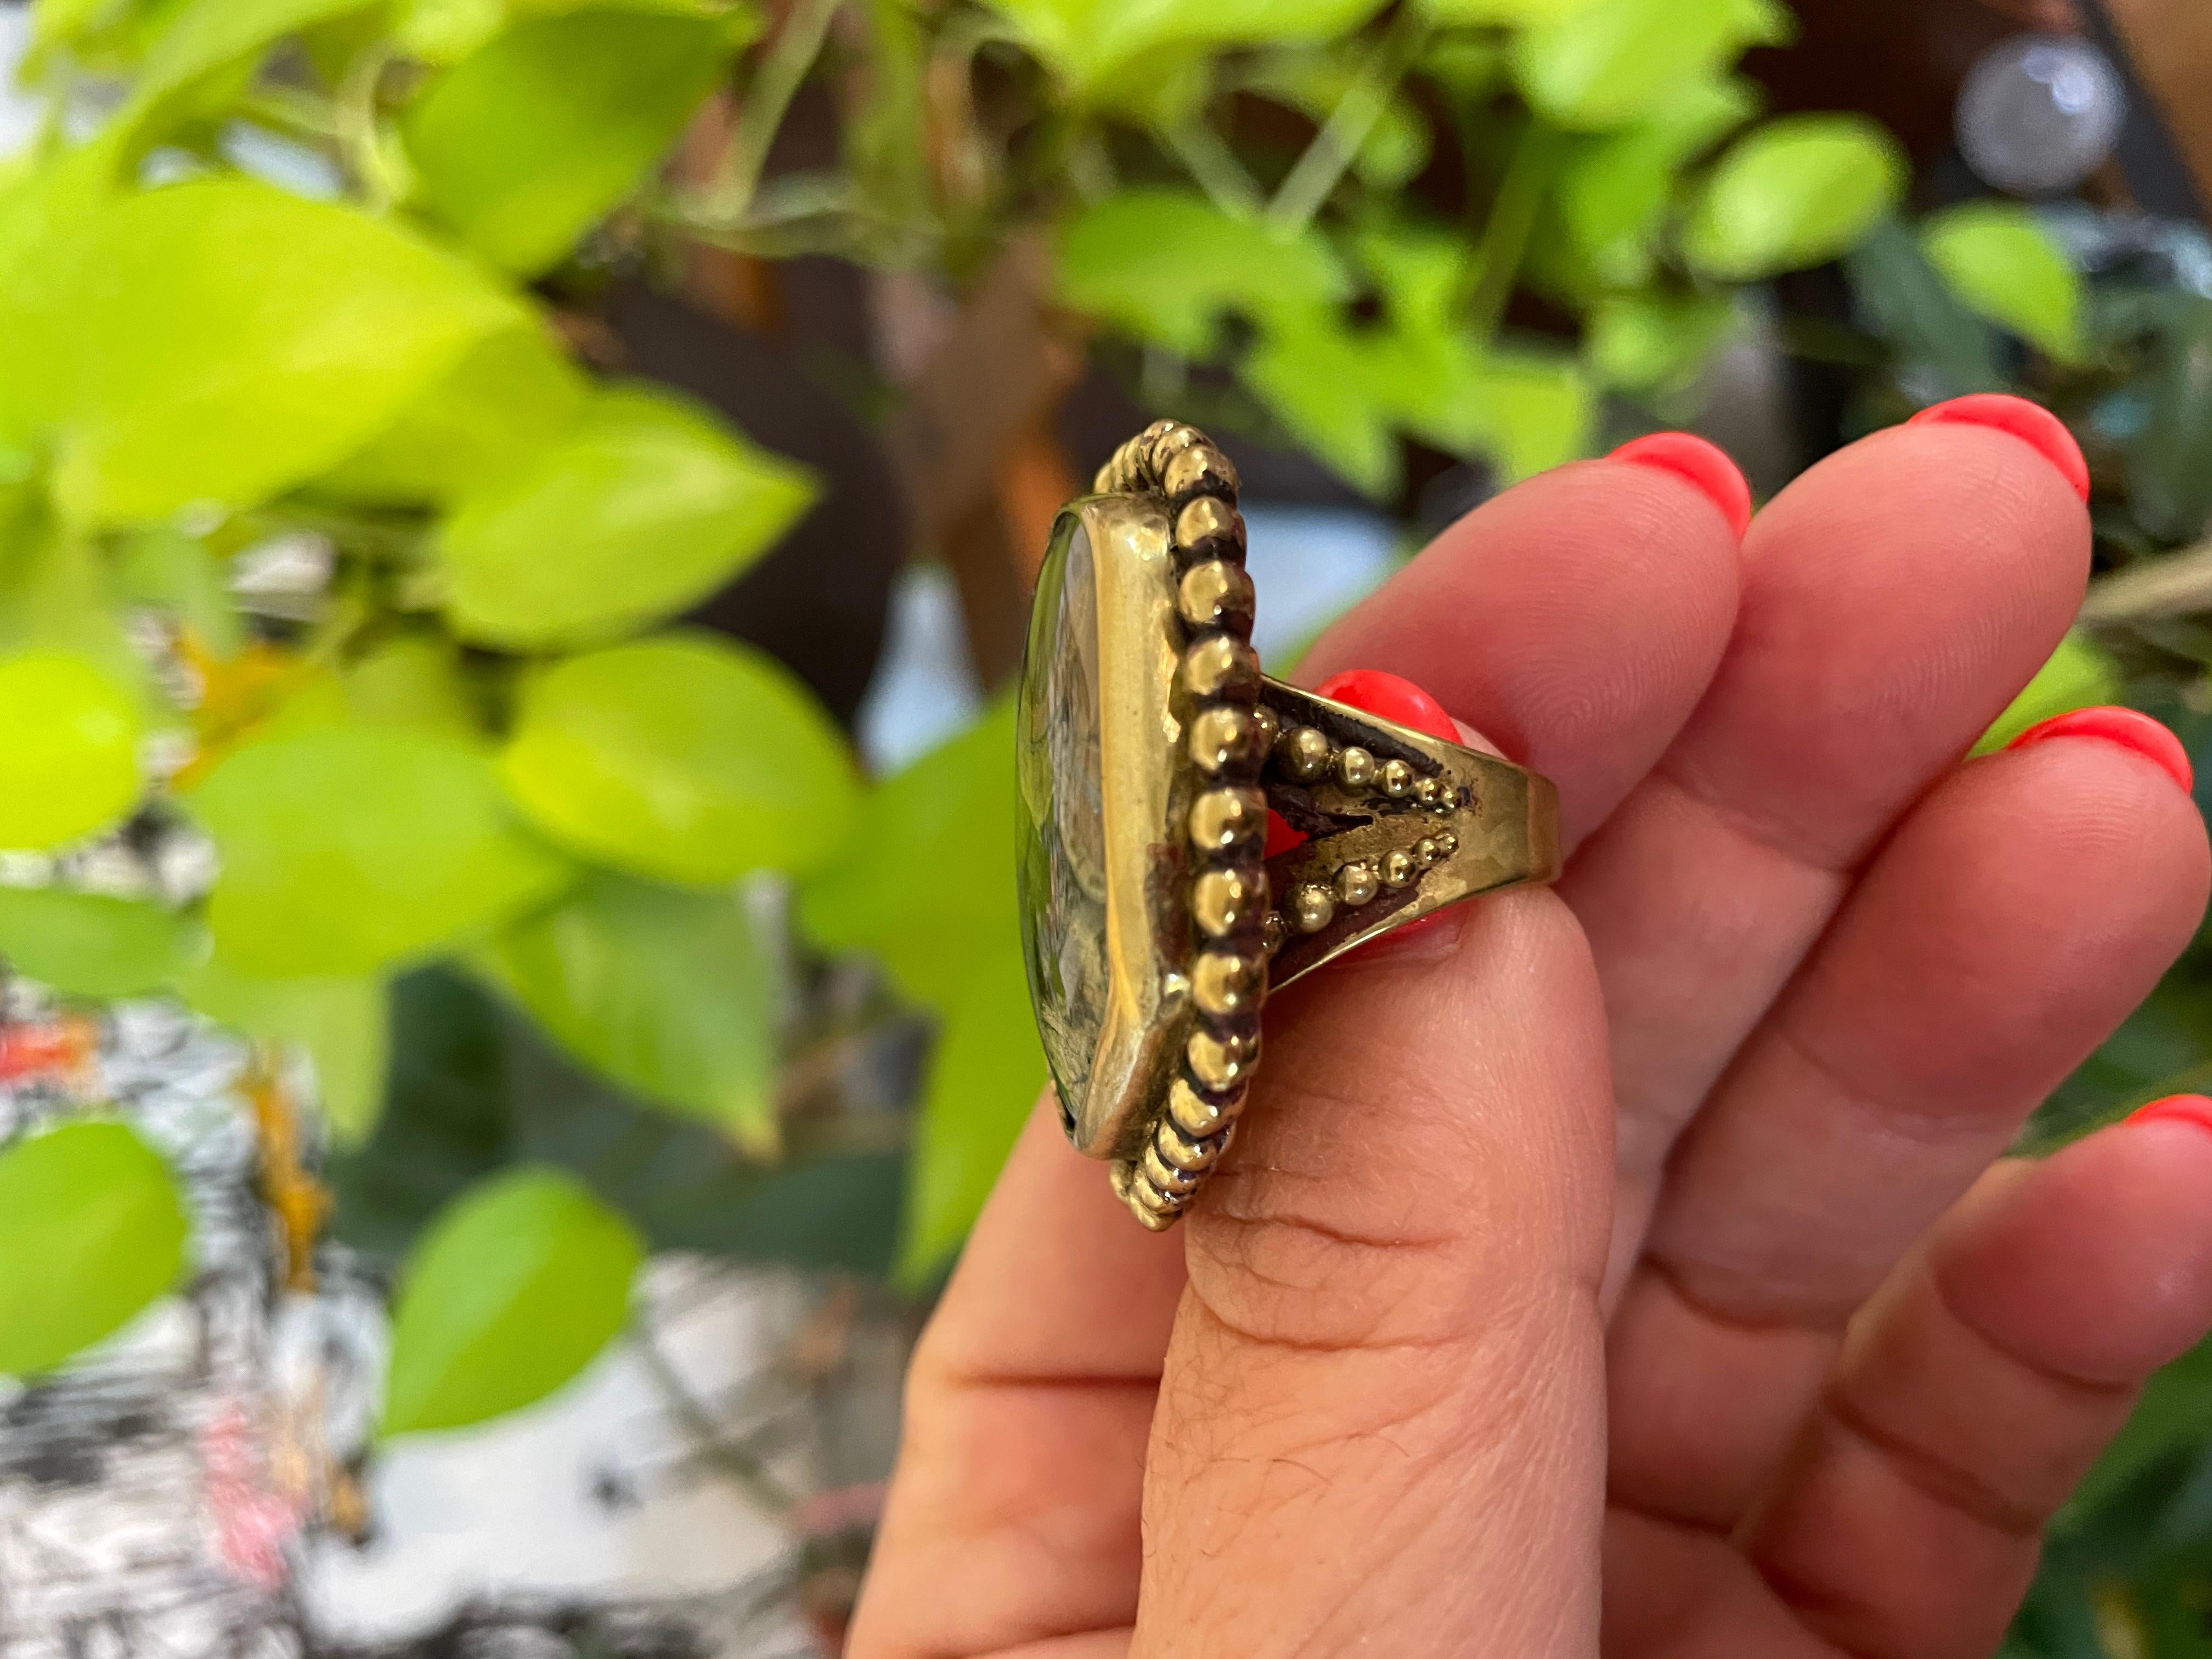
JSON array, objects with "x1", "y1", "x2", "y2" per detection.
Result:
[{"x1": 0, "y1": 10, "x2": 2196, "y2": 1643}]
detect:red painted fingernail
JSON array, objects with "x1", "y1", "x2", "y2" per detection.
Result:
[
  {"x1": 1608, "y1": 432, "x2": 1753, "y2": 541},
  {"x1": 1908, "y1": 394, "x2": 2091, "y2": 503},
  {"x1": 1313, "y1": 669, "x2": 1460, "y2": 742},
  {"x1": 2129, "y1": 1095, "x2": 2212, "y2": 1136},
  {"x1": 2006, "y1": 707, "x2": 2193, "y2": 793}
]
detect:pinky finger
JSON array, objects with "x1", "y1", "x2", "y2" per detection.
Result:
[{"x1": 1741, "y1": 1104, "x2": 2212, "y2": 1659}]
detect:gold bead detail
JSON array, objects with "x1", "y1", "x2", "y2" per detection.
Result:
[
  {"x1": 1155, "y1": 1121, "x2": 1227, "y2": 1175},
  {"x1": 1291, "y1": 883, "x2": 1336, "y2": 934},
  {"x1": 1179, "y1": 560, "x2": 1255, "y2": 631},
  {"x1": 1182, "y1": 634, "x2": 1261, "y2": 699},
  {"x1": 1415, "y1": 775, "x2": 1446, "y2": 807},
  {"x1": 1436, "y1": 830, "x2": 1459, "y2": 856},
  {"x1": 1164, "y1": 443, "x2": 1239, "y2": 503},
  {"x1": 1188, "y1": 787, "x2": 1265, "y2": 854},
  {"x1": 1338, "y1": 746, "x2": 1375, "y2": 789},
  {"x1": 1277, "y1": 725, "x2": 1333, "y2": 782},
  {"x1": 1148, "y1": 422, "x2": 1205, "y2": 475},
  {"x1": 1251, "y1": 703, "x2": 1281, "y2": 752},
  {"x1": 1193, "y1": 867, "x2": 1258, "y2": 938},
  {"x1": 1192, "y1": 948, "x2": 1260, "y2": 1017},
  {"x1": 1336, "y1": 861, "x2": 1380, "y2": 907},
  {"x1": 1380, "y1": 758, "x2": 1415, "y2": 798},
  {"x1": 1188, "y1": 1028, "x2": 1257, "y2": 1091},
  {"x1": 1169, "y1": 1076, "x2": 1239, "y2": 1141},
  {"x1": 1415, "y1": 837, "x2": 1442, "y2": 867},
  {"x1": 1383, "y1": 849, "x2": 1418, "y2": 889},
  {"x1": 1174, "y1": 494, "x2": 1241, "y2": 556},
  {"x1": 1190, "y1": 706, "x2": 1263, "y2": 774},
  {"x1": 1143, "y1": 1142, "x2": 1204, "y2": 1198}
]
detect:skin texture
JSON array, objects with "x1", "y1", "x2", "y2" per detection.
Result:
[{"x1": 848, "y1": 420, "x2": 2212, "y2": 1658}]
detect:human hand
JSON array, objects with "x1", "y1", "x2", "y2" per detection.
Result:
[{"x1": 850, "y1": 397, "x2": 2212, "y2": 1658}]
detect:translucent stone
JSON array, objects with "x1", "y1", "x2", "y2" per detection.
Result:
[
  {"x1": 1957, "y1": 35, "x2": 2125, "y2": 198},
  {"x1": 1017, "y1": 520, "x2": 1109, "y2": 1120}
]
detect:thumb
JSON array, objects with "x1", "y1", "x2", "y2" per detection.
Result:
[{"x1": 1136, "y1": 731, "x2": 1614, "y2": 1655}]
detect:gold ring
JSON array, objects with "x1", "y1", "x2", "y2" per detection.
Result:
[{"x1": 1016, "y1": 421, "x2": 1562, "y2": 1230}]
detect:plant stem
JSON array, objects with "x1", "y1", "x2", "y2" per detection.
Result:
[
  {"x1": 1265, "y1": 7, "x2": 1430, "y2": 237},
  {"x1": 1169, "y1": 117, "x2": 1262, "y2": 219},
  {"x1": 1464, "y1": 117, "x2": 1561, "y2": 346},
  {"x1": 635, "y1": 1317, "x2": 800, "y2": 1517},
  {"x1": 707, "y1": 0, "x2": 845, "y2": 224}
]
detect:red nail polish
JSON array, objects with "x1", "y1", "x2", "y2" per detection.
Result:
[
  {"x1": 1907, "y1": 394, "x2": 2091, "y2": 503},
  {"x1": 2129, "y1": 1095, "x2": 2212, "y2": 1136},
  {"x1": 1608, "y1": 432, "x2": 1754, "y2": 541},
  {"x1": 2005, "y1": 707, "x2": 2194, "y2": 793},
  {"x1": 1313, "y1": 669, "x2": 1460, "y2": 742}
]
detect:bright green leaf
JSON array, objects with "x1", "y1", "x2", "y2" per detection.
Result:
[
  {"x1": 0, "y1": 651, "x2": 142, "y2": 852},
  {"x1": 404, "y1": 9, "x2": 736, "y2": 276},
  {"x1": 988, "y1": 0, "x2": 1387, "y2": 93},
  {"x1": 437, "y1": 385, "x2": 814, "y2": 648},
  {"x1": 57, "y1": 179, "x2": 522, "y2": 527},
  {"x1": 1055, "y1": 188, "x2": 1351, "y2": 358},
  {"x1": 0, "y1": 141, "x2": 125, "y2": 453},
  {"x1": 315, "y1": 323, "x2": 588, "y2": 507},
  {"x1": 1459, "y1": 350, "x2": 1596, "y2": 479},
  {"x1": 1240, "y1": 314, "x2": 1404, "y2": 497},
  {"x1": 128, "y1": 0, "x2": 377, "y2": 115},
  {"x1": 341, "y1": 634, "x2": 484, "y2": 740},
  {"x1": 1419, "y1": 0, "x2": 1594, "y2": 21},
  {"x1": 1972, "y1": 633, "x2": 2124, "y2": 757},
  {"x1": 1681, "y1": 114, "x2": 1906, "y2": 281},
  {"x1": 1513, "y1": 0, "x2": 1785, "y2": 131},
  {"x1": 1552, "y1": 76, "x2": 1758, "y2": 287},
  {"x1": 0, "y1": 1121, "x2": 189, "y2": 1376},
  {"x1": 0, "y1": 888, "x2": 194, "y2": 998},
  {"x1": 476, "y1": 871, "x2": 780, "y2": 1150},
  {"x1": 1922, "y1": 202, "x2": 2086, "y2": 365},
  {"x1": 897, "y1": 944, "x2": 1045, "y2": 1280},
  {"x1": 499, "y1": 632, "x2": 857, "y2": 885},
  {"x1": 192, "y1": 721, "x2": 574, "y2": 976},
  {"x1": 799, "y1": 698, "x2": 1019, "y2": 1013},
  {"x1": 180, "y1": 956, "x2": 391, "y2": 1144},
  {"x1": 1588, "y1": 291, "x2": 1739, "y2": 391},
  {"x1": 382, "y1": 1165, "x2": 641, "y2": 1435}
]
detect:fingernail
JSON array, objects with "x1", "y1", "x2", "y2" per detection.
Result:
[
  {"x1": 1608, "y1": 432, "x2": 1753, "y2": 540},
  {"x1": 2129, "y1": 1095, "x2": 2212, "y2": 1136},
  {"x1": 1907, "y1": 394, "x2": 2090, "y2": 503},
  {"x1": 2006, "y1": 707, "x2": 2194, "y2": 793},
  {"x1": 1313, "y1": 669, "x2": 1459, "y2": 741}
]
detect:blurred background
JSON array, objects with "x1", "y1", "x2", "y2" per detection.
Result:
[{"x1": 0, "y1": 0, "x2": 2209, "y2": 1652}]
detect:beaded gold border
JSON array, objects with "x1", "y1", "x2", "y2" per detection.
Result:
[{"x1": 1093, "y1": 421, "x2": 1268, "y2": 1232}]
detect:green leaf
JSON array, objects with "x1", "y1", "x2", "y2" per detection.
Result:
[
  {"x1": 58, "y1": 179, "x2": 523, "y2": 527},
  {"x1": 191, "y1": 720, "x2": 574, "y2": 976},
  {"x1": 0, "y1": 142, "x2": 122, "y2": 457},
  {"x1": 1247, "y1": 52, "x2": 1430, "y2": 190},
  {"x1": 898, "y1": 943, "x2": 1045, "y2": 1280},
  {"x1": 1512, "y1": 0, "x2": 1786, "y2": 131},
  {"x1": 437, "y1": 385, "x2": 814, "y2": 648},
  {"x1": 1681, "y1": 114, "x2": 1906, "y2": 282},
  {"x1": 1972, "y1": 632, "x2": 2124, "y2": 757},
  {"x1": 799, "y1": 699, "x2": 1018, "y2": 1011},
  {"x1": 1844, "y1": 217, "x2": 2005, "y2": 400},
  {"x1": 475, "y1": 871, "x2": 780, "y2": 1150},
  {"x1": 314, "y1": 323, "x2": 588, "y2": 507},
  {"x1": 404, "y1": 9, "x2": 737, "y2": 276},
  {"x1": 1551, "y1": 76, "x2": 1758, "y2": 287},
  {"x1": 1922, "y1": 202, "x2": 2086, "y2": 365},
  {"x1": 1240, "y1": 314, "x2": 1405, "y2": 497},
  {"x1": 1055, "y1": 187, "x2": 1351, "y2": 358},
  {"x1": 1419, "y1": 0, "x2": 1593, "y2": 21},
  {"x1": 0, "y1": 888, "x2": 194, "y2": 998},
  {"x1": 988, "y1": 0, "x2": 1387, "y2": 93},
  {"x1": 340, "y1": 633, "x2": 484, "y2": 740},
  {"x1": 499, "y1": 632, "x2": 857, "y2": 885},
  {"x1": 382, "y1": 1164, "x2": 642, "y2": 1435},
  {"x1": 1457, "y1": 349, "x2": 1597, "y2": 478},
  {"x1": 1588, "y1": 291, "x2": 1739, "y2": 391},
  {"x1": 2063, "y1": 1341, "x2": 2212, "y2": 1524},
  {"x1": 128, "y1": 0, "x2": 376, "y2": 115},
  {"x1": 0, "y1": 1121, "x2": 189, "y2": 1376},
  {"x1": 0, "y1": 650, "x2": 143, "y2": 852},
  {"x1": 2132, "y1": 298, "x2": 2212, "y2": 544},
  {"x1": 179, "y1": 957, "x2": 391, "y2": 1144}
]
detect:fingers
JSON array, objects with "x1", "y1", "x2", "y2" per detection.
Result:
[
  {"x1": 850, "y1": 1102, "x2": 1183, "y2": 1658},
  {"x1": 1559, "y1": 408, "x2": 2096, "y2": 1293},
  {"x1": 1301, "y1": 450, "x2": 1743, "y2": 847},
  {"x1": 1133, "y1": 883, "x2": 1616, "y2": 1655},
  {"x1": 1742, "y1": 1112, "x2": 2212, "y2": 1659},
  {"x1": 1607, "y1": 726, "x2": 2209, "y2": 1528}
]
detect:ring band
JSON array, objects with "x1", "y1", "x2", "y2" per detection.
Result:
[{"x1": 1017, "y1": 421, "x2": 1561, "y2": 1229}]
